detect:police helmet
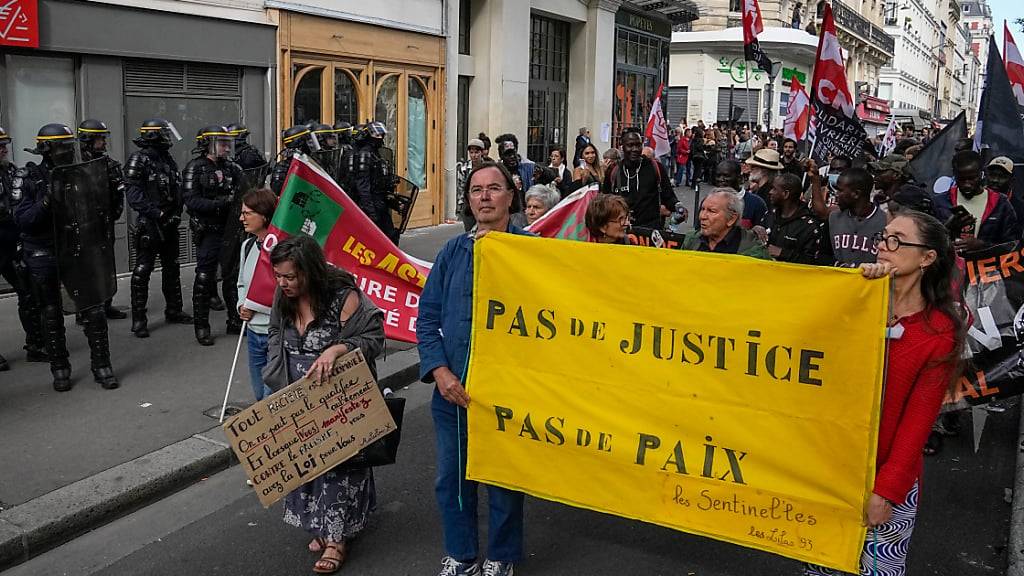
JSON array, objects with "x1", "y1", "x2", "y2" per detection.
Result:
[
  {"x1": 78, "y1": 119, "x2": 111, "y2": 155},
  {"x1": 333, "y1": 121, "x2": 353, "y2": 144},
  {"x1": 138, "y1": 119, "x2": 180, "y2": 148},
  {"x1": 282, "y1": 125, "x2": 314, "y2": 151},
  {"x1": 0, "y1": 126, "x2": 10, "y2": 146},
  {"x1": 226, "y1": 123, "x2": 249, "y2": 143},
  {"x1": 32, "y1": 123, "x2": 77, "y2": 160},
  {"x1": 195, "y1": 125, "x2": 234, "y2": 158}
]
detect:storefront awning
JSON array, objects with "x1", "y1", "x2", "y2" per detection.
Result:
[
  {"x1": 855, "y1": 95, "x2": 891, "y2": 125},
  {"x1": 627, "y1": 0, "x2": 700, "y2": 25}
]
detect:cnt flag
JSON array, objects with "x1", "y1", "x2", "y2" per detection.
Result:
[
  {"x1": 243, "y1": 154, "x2": 431, "y2": 343},
  {"x1": 742, "y1": 0, "x2": 773, "y2": 74},
  {"x1": 783, "y1": 76, "x2": 811, "y2": 142},
  {"x1": 877, "y1": 115, "x2": 900, "y2": 157},
  {"x1": 808, "y1": 3, "x2": 869, "y2": 164},
  {"x1": 1004, "y1": 22, "x2": 1024, "y2": 110},
  {"x1": 644, "y1": 84, "x2": 672, "y2": 158}
]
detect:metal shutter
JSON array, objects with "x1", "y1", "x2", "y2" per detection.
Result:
[
  {"x1": 716, "y1": 87, "x2": 760, "y2": 125},
  {"x1": 667, "y1": 86, "x2": 688, "y2": 127},
  {"x1": 124, "y1": 60, "x2": 240, "y2": 96}
]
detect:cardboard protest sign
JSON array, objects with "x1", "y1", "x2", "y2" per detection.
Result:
[
  {"x1": 466, "y1": 233, "x2": 888, "y2": 573},
  {"x1": 952, "y1": 241, "x2": 1024, "y2": 407},
  {"x1": 222, "y1": 349, "x2": 397, "y2": 507}
]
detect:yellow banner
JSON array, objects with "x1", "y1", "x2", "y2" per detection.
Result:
[{"x1": 466, "y1": 233, "x2": 888, "y2": 572}]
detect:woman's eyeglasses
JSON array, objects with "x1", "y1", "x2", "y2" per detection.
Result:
[{"x1": 872, "y1": 232, "x2": 930, "y2": 252}]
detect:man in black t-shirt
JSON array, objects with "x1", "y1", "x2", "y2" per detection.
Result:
[{"x1": 603, "y1": 129, "x2": 676, "y2": 229}]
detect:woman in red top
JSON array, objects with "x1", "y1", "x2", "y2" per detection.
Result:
[
  {"x1": 805, "y1": 209, "x2": 966, "y2": 576},
  {"x1": 673, "y1": 128, "x2": 691, "y2": 187}
]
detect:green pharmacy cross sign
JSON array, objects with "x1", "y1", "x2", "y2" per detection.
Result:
[{"x1": 717, "y1": 57, "x2": 765, "y2": 83}]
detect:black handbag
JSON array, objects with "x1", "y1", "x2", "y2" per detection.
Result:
[{"x1": 336, "y1": 395, "x2": 406, "y2": 469}]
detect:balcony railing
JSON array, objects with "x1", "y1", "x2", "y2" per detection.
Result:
[{"x1": 830, "y1": 0, "x2": 895, "y2": 57}]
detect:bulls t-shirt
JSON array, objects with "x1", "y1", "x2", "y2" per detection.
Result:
[{"x1": 826, "y1": 205, "x2": 885, "y2": 266}]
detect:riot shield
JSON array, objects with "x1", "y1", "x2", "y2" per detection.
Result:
[
  {"x1": 313, "y1": 148, "x2": 342, "y2": 183},
  {"x1": 242, "y1": 162, "x2": 271, "y2": 190},
  {"x1": 387, "y1": 175, "x2": 420, "y2": 235},
  {"x1": 50, "y1": 158, "x2": 116, "y2": 313}
]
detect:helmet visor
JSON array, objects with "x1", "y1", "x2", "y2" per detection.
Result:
[
  {"x1": 206, "y1": 133, "x2": 235, "y2": 159},
  {"x1": 164, "y1": 122, "x2": 183, "y2": 143}
]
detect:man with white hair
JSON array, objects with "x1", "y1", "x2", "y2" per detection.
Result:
[{"x1": 680, "y1": 187, "x2": 770, "y2": 258}]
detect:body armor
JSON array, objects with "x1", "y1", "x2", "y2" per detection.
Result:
[
  {"x1": 182, "y1": 155, "x2": 243, "y2": 232},
  {"x1": 125, "y1": 148, "x2": 182, "y2": 219}
]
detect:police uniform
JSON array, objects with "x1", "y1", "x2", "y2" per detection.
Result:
[
  {"x1": 0, "y1": 131, "x2": 45, "y2": 368},
  {"x1": 183, "y1": 126, "x2": 244, "y2": 346},
  {"x1": 269, "y1": 125, "x2": 318, "y2": 196},
  {"x1": 14, "y1": 123, "x2": 118, "y2": 391},
  {"x1": 126, "y1": 120, "x2": 192, "y2": 339},
  {"x1": 342, "y1": 122, "x2": 399, "y2": 243}
]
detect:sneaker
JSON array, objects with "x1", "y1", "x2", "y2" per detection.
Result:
[
  {"x1": 481, "y1": 560, "x2": 514, "y2": 576},
  {"x1": 438, "y1": 556, "x2": 480, "y2": 576}
]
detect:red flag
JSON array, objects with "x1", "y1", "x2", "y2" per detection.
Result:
[
  {"x1": 808, "y1": 4, "x2": 867, "y2": 163},
  {"x1": 525, "y1": 185, "x2": 599, "y2": 241},
  {"x1": 244, "y1": 155, "x2": 431, "y2": 343},
  {"x1": 783, "y1": 76, "x2": 810, "y2": 142},
  {"x1": 742, "y1": 0, "x2": 772, "y2": 73},
  {"x1": 1005, "y1": 22, "x2": 1024, "y2": 108},
  {"x1": 644, "y1": 84, "x2": 671, "y2": 158}
]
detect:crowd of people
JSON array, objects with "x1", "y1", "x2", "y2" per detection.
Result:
[{"x1": 439, "y1": 119, "x2": 989, "y2": 576}]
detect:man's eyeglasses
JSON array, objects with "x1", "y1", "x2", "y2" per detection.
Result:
[
  {"x1": 469, "y1": 184, "x2": 509, "y2": 197},
  {"x1": 872, "y1": 232, "x2": 931, "y2": 252}
]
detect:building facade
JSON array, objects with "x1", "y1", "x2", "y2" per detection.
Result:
[
  {"x1": 271, "y1": 0, "x2": 447, "y2": 229},
  {"x1": 669, "y1": 27, "x2": 819, "y2": 131},
  {"x1": 448, "y1": 0, "x2": 697, "y2": 218},
  {"x1": 959, "y1": 0, "x2": 992, "y2": 113},
  {"x1": 879, "y1": 0, "x2": 943, "y2": 126},
  {"x1": 0, "y1": 0, "x2": 276, "y2": 273}
]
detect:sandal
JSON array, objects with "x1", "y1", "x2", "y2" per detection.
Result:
[
  {"x1": 923, "y1": 430, "x2": 943, "y2": 456},
  {"x1": 313, "y1": 542, "x2": 346, "y2": 574},
  {"x1": 308, "y1": 537, "x2": 326, "y2": 553}
]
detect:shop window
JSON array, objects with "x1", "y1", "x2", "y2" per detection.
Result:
[
  {"x1": 407, "y1": 77, "x2": 428, "y2": 189},
  {"x1": 334, "y1": 69, "x2": 359, "y2": 126},
  {"x1": 375, "y1": 73, "x2": 400, "y2": 152},
  {"x1": 8, "y1": 55, "x2": 76, "y2": 165},
  {"x1": 780, "y1": 91, "x2": 790, "y2": 117},
  {"x1": 293, "y1": 66, "x2": 323, "y2": 125}
]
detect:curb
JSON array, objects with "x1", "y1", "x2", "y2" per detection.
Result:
[
  {"x1": 1008, "y1": 406, "x2": 1024, "y2": 575},
  {"x1": 0, "y1": 356, "x2": 420, "y2": 570}
]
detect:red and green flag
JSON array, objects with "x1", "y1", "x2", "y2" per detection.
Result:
[{"x1": 243, "y1": 154, "x2": 430, "y2": 343}]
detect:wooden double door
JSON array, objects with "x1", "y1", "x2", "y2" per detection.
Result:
[{"x1": 288, "y1": 59, "x2": 441, "y2": 228}]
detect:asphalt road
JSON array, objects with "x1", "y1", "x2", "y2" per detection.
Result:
[{"x1": 7, "y1": 388, "x2": 1017, "y2": 576}]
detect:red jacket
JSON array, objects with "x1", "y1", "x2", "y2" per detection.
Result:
[
  {"x1": 873, "y1": 308, "x2": 956, "y2": 504},
  {"x1": 675, "y1": 137, "x2": 690, "y2": 165}
]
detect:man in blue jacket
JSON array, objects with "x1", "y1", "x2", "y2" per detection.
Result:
[
  {"x1": 417, "y1": 161, "x2": 529, "y2": 576},
  {"x1": 933, "y1": 150, "x2": 1020, "y2": 252}
]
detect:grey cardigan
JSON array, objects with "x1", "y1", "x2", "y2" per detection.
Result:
[{"x1": 264, "y1": 285, "x2": 386, "y2": 389}]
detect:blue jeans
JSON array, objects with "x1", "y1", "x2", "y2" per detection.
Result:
[
  {"x1": 674, "y1": 161, "x2": 689, "y2": 186},
  {"x1": 247, "y1": 330, "x2": 272, "y2": 401},
  {"x1": 432, "y1": 388, "x2": 524, "y2": 563}
]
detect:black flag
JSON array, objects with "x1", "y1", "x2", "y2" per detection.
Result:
[
  {"x1": 908, "y1": 111, "x2": 967, "y2": 194},
  {"x1": 975, "y1": 35, "x2": 1024, "y2": 195}
]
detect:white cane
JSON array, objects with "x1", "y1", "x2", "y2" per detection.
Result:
[{"x1": 219, "y1": 321, "x2": 249, "y2": 423}]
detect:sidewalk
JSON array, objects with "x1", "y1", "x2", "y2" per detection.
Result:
[{"x1": 0, "y1": 223, "x2": 461, "y2": 568}]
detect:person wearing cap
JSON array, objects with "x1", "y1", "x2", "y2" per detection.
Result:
[
  {"x1": 985, "y1": 156, "x2": 1022, "y2": 222},
  {"x1": 713, "y1": 159, "x2": 767, "y2": 229},
  {"x1": 934, "y1": 150, "x2": 1020, "y2": 253},
  {"x1": 744, "y1": 148, "x2": 784, "y2": 206},
  {"x1": 456, "y1": 138, "x2": 486, "y2": 231},
  {"x1": 0, "y1": 127, "x2": 46, "y2": 370},
  {"x1": 869, "y1": 153, "x2": 934, "y2": 216},
  {"x1": 494, "y1": 133, "x2": 535, "y2": 206},
  {"x1": 603, "y1": 128, "x2": 676, "y2": 229}
]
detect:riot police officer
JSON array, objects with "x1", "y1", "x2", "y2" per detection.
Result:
[
  {"x1": 126, "y1": 119, "x2": 193, "y2": 338},
  {"x1": 78, "y1": 119, "x2": 127, "y2": 320},
  {"x1": 0, "y1": 126, "x2": 45, "y2": 370},
  {"x1": 227, "y1": 123, "x2": 266, "y2": 171},
  {"x1": 342, "y1": 121, "x2": 399, "y2": 243},
  {"x1": 14, "y1": 124, "x2": 118, "y2": 391},
  {"x1": 269, "y1": 125, "x2": 320, "y2": 196},
  {"x1": 183, "y1": 125, "x2": 244, "y2": 346},
  {"x1": 333, "y1": 121, "x2": 354, "y2": 152},
  {"x1": 221, "y1": 123, "x2": 265, "y2": 335}
]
